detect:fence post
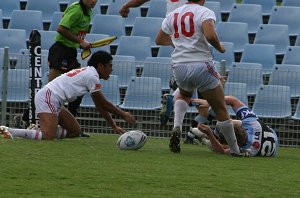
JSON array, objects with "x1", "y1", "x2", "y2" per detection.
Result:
[{"x1": 1, "y1": 47, "x2": 9, "y2": 125}]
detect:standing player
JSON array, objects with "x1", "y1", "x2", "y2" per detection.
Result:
[
  {"x1": 156, "y1": 0, "x2": 241, "y2": 156},
  {"x1": 0, "y1": 51, "x2": 136, "y2": 140},
  {"x1": 192, "y1": 96, "x2": 279, "y2": 157},
  {"x1": 119, "y1": 0, "x2": 187, "y2": 17}
]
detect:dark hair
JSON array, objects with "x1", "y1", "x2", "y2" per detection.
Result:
[
  {"x1": 79, "y1": 0, "x2": 89, "y2": 16},
  {"x1": 88, "y1": 50, "x2": 113, "y2": 68}
]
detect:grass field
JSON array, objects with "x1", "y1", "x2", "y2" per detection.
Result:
[{"x1": 1, "y1": 134, "x2": 300, "y2": 198}]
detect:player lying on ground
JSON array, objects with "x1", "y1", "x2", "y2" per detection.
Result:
[
  {"x1": 190, "y1": 96, "x2": 279, "y2": 157},
  {"x1": 0, "y1": 50, "x2": 136, "y2": 140}
]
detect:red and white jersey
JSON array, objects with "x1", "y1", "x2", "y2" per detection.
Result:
[
  {"x1": 162, "y1": 3, "x2": 216, "y2": 63},
  {"x1": 46, "y1": 66, "x2": 101, "y2": 104},
  {"x1": 166, "y1": 0, "x2": 187, "y2": 15}
]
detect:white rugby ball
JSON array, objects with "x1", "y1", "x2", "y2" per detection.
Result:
[{"x1": 117, "y1": 130, "x2": 147, "y2": 150}]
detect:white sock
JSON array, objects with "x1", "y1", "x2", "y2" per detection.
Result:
[
  {"x1": 8, "y1": 128, "x2": 42, "y2": 140},
  {"x1": 216, "y1": 120, "x2": 240, "y2": 154},
  {"x1": 173, "y1": 99, "x2": 189, "y2": 131},
  {"x1": 56, "y1": 125, "x2": 67, "y2": 139}
]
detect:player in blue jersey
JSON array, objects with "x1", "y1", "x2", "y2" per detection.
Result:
[{"x1": 191, "y1": 96, "x2": 279, "y2": 157}]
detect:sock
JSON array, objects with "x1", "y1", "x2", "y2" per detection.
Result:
[
  {"x1": 173, "y1": 99, "x2": 189, "y2": 131},
  {"x1": 8, "y1": 128, "x2": 42, "y2": 140},
  {"x1": 56, "y1": 125, "x2": 67, "y2": 139},
  {"x1": 216, "y1": 119, "x2": 240, "y2": 154}
]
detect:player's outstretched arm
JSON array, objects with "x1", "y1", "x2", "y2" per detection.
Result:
[
  {"x1": 119, "y1": 0, "x2": 149, "y2": 17},
  {"x1": 202, "y1": 19, "x2": 225, "y2": 53}
]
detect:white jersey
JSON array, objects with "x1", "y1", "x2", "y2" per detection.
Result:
[
  {"x1": 166, "y1": 0, "x2": 187, "y2": 15},
  {"x1": 46, "y1": 66, "x2": 101, "y2": 104},
  {"x1": 162, "y1": 3, "x2": 216, "y2": 63}
]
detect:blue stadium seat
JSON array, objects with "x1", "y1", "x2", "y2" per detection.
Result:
[
  {"x1": 0, "y1": 0, "x2": 20, "y2": 21},
  {"x1": 212, "y1": 42, "x2": 234, "y2": 67},
  {"x1": 90, "y1": 14, "x2": 125, "y2": 46},
  {"x1": 115, "y1": 36, "x2": 152, "y2": 63},
  {"x1": 282, "y1": 46, "x2": 300, "y2": 65},
  {"x1": 39, "y1": 30, "x2": 57, "y2": 50},
  {"x1": 119, "y1": 77, "x2": 162, "y2": 110},
  {"x1": 81, "y1": 75, "x2": 121, "y2": 107},
  {"x1": 0, "y1": 69, "x2": 30, "y2": 102},
  {"x1": 84, "y1": 33, "x2": 111, "y2": 53},
  {"x1": 123, "y1": 8, "x2": 141, "y2": 29},
  {"x1": 112, "y1": 55, "x2": 136, "y2": 88},
  {"x1": 15, "y1": 49, "x2": 29, "y2": 69},
  {"x1": 147, "y1": 0, "x2": 167, "y2": 18},
  {"x1": 99, "y1": 0, "x2": 112, "y2": 7},
  {"x1": 25, "y1": 0, "x2": 60, "y2": 23},
  {"x1": 268, "y1": 6, "x2": 300, "y2": 37},
  {"x1": 206, "y1": 0, "x2": 235, "y2": 14},
  {"x1": 269, "y1": 64, "x2": 300, "y2": 98},
  {"x1": 131, "y1": 17, "x2": 164, "y2": 48},
  {"x1": 48, "y1": 12, "x2": 63, "y2": 31},
  {"x1": 157, "y1": 46, "x2": 174, "y2": 58},
  {"x1": 282, "y1": 0, "x2": 300, "y2": 7},
  {"x1": 8, "y1": 10, "x2": 43, "y2": 40},
  {"x1": 107, "y1": 0, "x2": 128, "y2": 15},
  {"x1": 224, "y1": 82, "x2": 248, "y2": 115},
  {"x1": 227, "y1": 66, "x2": 263, "y2": 96},
  {"x1": 142, "y1": 57, "x2": 173, "y2": 91},
  {"x1": 216, "y1": 22, "x2": 249, "y2": 53},
  {"x1": 204, "y1": 1, "x2": 222, "y2": 25},
  {"x1": 240, "y1": 44, "x2": 276, "y2": 74},
  {"x1": 292, "y1": 100, "x2": 300, "y2": 120},
  {"x1": 227, "y1": 4, "x2": 263, "y2": 34},
  {"x1": 0, "y1": 29, "x2": 27, "y2": 54},
  {"x1": 254, "y1": 24, "x2": 290, "y2": 56},
  {"x1": 252, "y1": 85, "x2": 291, "y2": 118},
  {"x1": 231, "y1": 62, "x2": 262, "y2": 70},
  {"x1": 242, "y1": 0, "x2": 276, "y2": 16}
]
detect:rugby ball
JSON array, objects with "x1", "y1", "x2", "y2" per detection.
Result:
[{"x1": 117, "y1": 130, "x2": 147, "y2": 150}]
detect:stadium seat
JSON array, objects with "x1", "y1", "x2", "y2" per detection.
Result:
[
  {"x1": 0, "y1": 0, "x2": 20, "y2": 21},
  {"x1": 90, "y1": 14, "x2": 125, "y2": 46},
  {"x1": 227, "y1": 66, "x2": 263, "y2": 96},
  {"x1": 0, "y1": 29, "x2": 27, "y2": 54},
  {"x1": 115, "y1": 36, "x2": 152, "y2": 63},
  {"x1": 242, "y1": 0, "x2": 276, "y2": 16},
  {"x1": 224, "y1": 82, "x2": 248, "y2": 115},
  {"x1": 0, "y1": 10, "x2": 3, "y2": 29},
  {"x1": 157, "y1": 46, "x2": 174, "y2": 58},
  {"x1": 206, "y1": 0, "x2": 235, "y2": 14},
  {"x1": 291, "y1": 100, "x2": 300, "y2": 120},
  {"x1": 107, "y1": 0, "x2": 128, "y2": 15},
  {"x1": 39, "y1": 30, "x2": 57, "y2": 50},
  {"x1": 142, "y1": 57, "x2": 173, "y2": 91},
  {"x1": 252, "y1": 85, "x2": 291, "y2": 118},
  {"x1": 269, "y1": 64, "x2": 300, "y2": 98},
  {"x1": 282, "y1": 46, "x2": 300, "y2": 65},
  {"x1": 123, "y1": 8, "x2": 141, "y2": 29},
  {"x1": 295, "y1": 32, "x2": 300, "y2": 46},
  {"x1": 146, "y1": 0, "x2": 167, "y2": 18},
  {"x1": 268, "y1": 6, "x2": 300, "y2": 37},
  {"x1": 15, "y1": 49, "x2": 29, "y2": 69},
  {"x1": 99, "y1": 0, "x2": 112, "y2": 7},
  {"x1": 25, "y1": 0, "x2": 60, "y2": 23},
  {"x1": 92, "y1": 0, "x2": 102, "y2": 16},
  {"x1": 80, "y1": 75, "x2": 121, "y2": 107},
  {"x1": 84, "y1": 33, "x2": 111, "y2": 54},
  {"x1": 231, "y1": 62, "x2": 262, "y2": 70},
  {"x1": 227, "y1": 4, "x2": 263, "y2": 34},
  {"x1": 216, "y1": 22, "x2": 249, "y2": 53},
  {"x1": 48, "y1": 12, "x2": 63, "y2": 31},
  {"x1": 8, "y1": 10, "x2": 43, "y2": 40},
  {"x1": 131, "y1": 17, "x2": 164, "y2": 48},
  {"x1": 240, "y1": 44, "x2": 276, "y2": 74},
  {"x1": 204, "y1": 1, "x2": 222, "y2": 25},
  {"x1": 212, "y1": 42, "x2": 234, "y2": 67},
  {"x1": 119, "y1": 76, "x2": 162, "y2": 110},
  {"x1": 67, "y1": 0, "x2": 78, "y2": 5},
  {"x1": 254, "y1": 24, "x2": 290, "y2": 56},
  {"x1": 0, "y1": 69, "x2": 30, "y2": 102},
  {"x1": 112, "y1": 55, "x2": 136, "y2": 88},
  {"x1": 282, "y1": 0, "x2": 300, "y2": 7},
  {"x1": 0, "y1": 48, "x2": 4, "y2": 68}
]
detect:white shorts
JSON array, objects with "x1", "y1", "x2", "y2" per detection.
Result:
[
  {"x1": 35, "y1": 87, "x2": 62, "y2": 116},
  {"x1": 172, "y1": 61, "x2": 220, "y2": 93}
]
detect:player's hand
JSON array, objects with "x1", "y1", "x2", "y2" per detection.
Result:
[
  {"x1": 219, "y1": 42, "x2": 226, "y2": 53},
  {"x1": 197, "y1": 123, "x2": 212, "y2": 136},
  {"x1": 119, "y1": 4, "x2": 130, "y2": 17},
  {"x1": 80, "y1": 39, "x2": 92, "y2": 50},
  {"x1": 112, "y1": 126, "x2": 125, "y2": 134},
  {"x1": 219, "y1": 76, "x2": 227, "y2": 87},
  {"x1": 123, "y1": 112, "x2": 136, "y2": 124},
  {"x1": 190, "y1": 99, "x2": 209, "y2": 108}
]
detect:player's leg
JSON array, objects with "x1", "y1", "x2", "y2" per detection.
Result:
[
  {"x1": 201, "y1": 84, "x2": 240, "y2": 155},
  {"x1": 58, "y1": 106, "x2": 81, "y2": 138}
]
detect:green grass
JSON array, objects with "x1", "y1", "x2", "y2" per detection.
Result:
[{"x1": 1, "y1": 134, "x2": 300, "y2": 198}]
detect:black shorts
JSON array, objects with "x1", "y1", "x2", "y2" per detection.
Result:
[{"x1": 48, "y1": 42, "x2": 80, "y2": 72}]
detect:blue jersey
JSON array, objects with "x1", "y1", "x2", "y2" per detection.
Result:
[{"x1": 235, "y1": 106, "x2": 278, "y2": 157}]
